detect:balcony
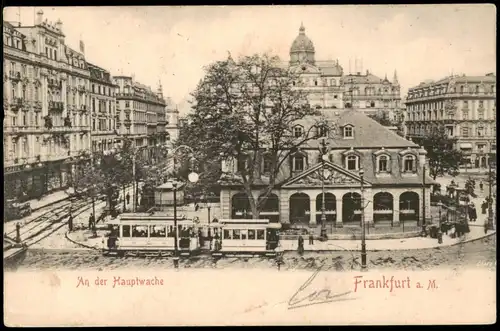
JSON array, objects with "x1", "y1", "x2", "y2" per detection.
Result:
[
  {"x1": 48, "y1": 101, "x2": 64, "y2": 112},
  {"x1": 79, "y1": 105, "x2": 88, "y2": 112},
  {"x1": 9, "y1": 71, "x2": 21, "y2": 81},
  {"x1": 77, "y1": 85, "x2": 87, "y2": 93},
  {"x1": 48, "y1": 79, "x2": 62, "y2": 89},
  {"x1": 33, "y1": 100, "x2": 43, "y2": 111},
  {"x1": 9, "y1": 98, "x2": 23, "y2": 111}
]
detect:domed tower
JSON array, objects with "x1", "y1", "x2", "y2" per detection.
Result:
[{"x1": 290, "y1": 23, "x2": 315, "y2": 65}]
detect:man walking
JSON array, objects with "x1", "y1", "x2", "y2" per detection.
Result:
[
  {"x1": 309, "y1": 233, "x2": 314, "y2": 245},
  {"x1": 126, "y1": 193, "x2": 130, "y2": 206},
  {"x1": 68, "y1": 210, "x2": 74, "y2": 232}
]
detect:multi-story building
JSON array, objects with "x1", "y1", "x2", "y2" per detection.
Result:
[
  {"x1": 113, "y1": 76, "x2": 170, "y2": 160},
  {"x1": 88, "y1": 63, "x2": 119, "y2": 153},
  {"x1": 279, "y1": 24, "x2": 402, "y2": 120},
  {"x1": 219, "y1": 110, "x2": 434, "y2": 231},
  {"x1": 3, "y1": 11, "x2": 92, "y2": 200},
  {"x1": 405, "y1": 73, "x2": 496, "y2": 168}
]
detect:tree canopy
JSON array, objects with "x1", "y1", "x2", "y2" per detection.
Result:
[
  {"x1": 181, "y1": 53, "x2": 335, "y2": 218},
  {"x1": 421, "y1": 126, "x2": 465, "y2": 180}
]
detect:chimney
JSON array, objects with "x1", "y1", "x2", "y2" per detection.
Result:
[
  {"x1": 55, "y1": 19, "x2": 62, "y2": 32},
  {"x1": 36, "y1": 10, "x2": 44, "y2": 25}
]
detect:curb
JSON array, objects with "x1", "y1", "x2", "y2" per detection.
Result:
[
  {"x1": 64, "y1": 231, "x2": 101, "y2": 250},
  {"x1": 280, "y1": 230, "x2": 496, "y2": 253}
]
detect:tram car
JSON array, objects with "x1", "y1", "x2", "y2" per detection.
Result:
[
  {"x1": 208, "y1": 219, "x2": 281, "y2": 256},
  {"x1": 102, "y1": 213, "x2": 201, "y2": 256}
]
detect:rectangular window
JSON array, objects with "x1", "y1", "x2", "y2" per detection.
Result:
[
  {"x1": 404, "y1": 158, "x2": 414, "y2": 172},
  {"x1": 224, "y1": 229, "x2": 231, "y2": 239},
  {"x1": 263, "y1": 156, "x2": 272, "y2": 173},
  {"x1": 248, "y1": 229, "x2": 256, "y2": 240},
  {"x1": 232, "y1": 229, "x2": 241, "y2": 240},
  {"x1": 149, "y1": 225, "x2": 166, "y2": 237},
  {"x1": 122, "y1": 225, "x2": 131, "y2": 237},
  {"x1": 293, "y1": 156, "x2": 304, "y2": 171},
  {"x1": 257, "y1": 230, "x2": 265, "y2": 240},
  {"x1": 347, "y1": 156, "x2": 357, "y2": 170},
  {"x1": 344, "y1": 127, "x2": 353, "y2": 138}
]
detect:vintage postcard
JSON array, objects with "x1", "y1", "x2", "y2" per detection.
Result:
[{"x1": 3, "y1": 4, "x2": 496, "y2": 326}]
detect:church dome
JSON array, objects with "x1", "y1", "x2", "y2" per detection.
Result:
[
  {"x1": 290, "y1": 23, "x2": 315, "y2": 65},
  {"x1": 290, "y1": 23, "x2": 315, "y2": 54}
]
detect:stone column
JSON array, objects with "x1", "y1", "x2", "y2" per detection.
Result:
[
  {"x1": 336, "y1": 198, "x2": 343, "y2": 227},
  {"x1": 220, "y1": 190, "x2": 231, "y2": 220},
  {"x1": 393, "y1": 207, "x2": 400, "y2": 227},
  {"x1": 364, "y1": 188, "x2": 374, "y2": 227},
  {"x1": 279, "y1": 190, "x2": 289, "y2": 224},
  {"x1": 309, "y1": 197, "x2": 317, "y2": 226}
]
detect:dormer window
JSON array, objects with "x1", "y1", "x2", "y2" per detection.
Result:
[
  {"x1": 346, "y1": 155, "x2": 359, "y2": 171},
  {"x1": 292, "y1": 154, "x2": 305, "y2": 172},
  {"x1": 317, "y1": 125, "x2": 327, "y2": 137},
  {"x1": 378, "y1": 155, "x2": 389, "y2": 172},
  {"x1": 236, "y1": 154, "x2": 250, "y2": 173},
  {"x1": 403, "y1": 155, "x2": 416, "y2": 172},
  {"x1": 262, "y1": 154, "x2": 272, "y2": 173},
  {"x1": 293, "y1": 125, "x2": 304, "y2": 138},
  {"x1": 343, "y1": 125, "x2": 354, "y2": 139}
]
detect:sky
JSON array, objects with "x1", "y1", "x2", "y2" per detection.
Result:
[{"x1": 4, "y1": 5, "x2": 496, "y2": 115}]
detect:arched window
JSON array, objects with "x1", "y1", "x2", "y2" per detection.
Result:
[
  {"x1": 293, "y1": 125, "x2": 303, "y2": 138},
  {"x1": 346, "y1": 155, "x2": 359, "y2": 171},
  {"x1": 293, "y1": 154, "x2": 305, "y2": 172},
  {"x1": 378, "y1": 155, "x2": 390, "y2": 172},
  {"x1": 403, "y1": 155, "x2": 416, "y2": 172}
]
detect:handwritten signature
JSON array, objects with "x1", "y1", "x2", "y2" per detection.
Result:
[{"x1": 288, "y1": 265, "x2": 356, "y2": 309}]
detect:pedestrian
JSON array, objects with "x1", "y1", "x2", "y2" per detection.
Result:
[
  {"x1": 297, "y1": 235, "x2": 304, "y2": 255},
  {"x1": 479, "y1": 181, "x2": 484, "y2": 192},
  {"x1": 481, "y1": 201, "x2": 488, "y2": 215},
  {"x1": 470, "y1": 204, "x2": 477, "y2": 223},
  {"x1": 88, "y1": 213, "x2": 94, "y2": 230},
  {"x1": 126, "y1": 193, "x2": 130, "y2": 205},
  {"x1": 68, "y1": 212, "x2": 74, "y2": 232},
  {"x1": 309, "y1": 233, "x2": 314, "y2": 245}
]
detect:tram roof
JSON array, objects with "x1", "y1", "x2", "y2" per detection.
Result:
[
  {"x1": 209, "y1": 222, "x2": 281, "y2": 229},
  {"x1": 114, "y1": 213, "x2": 191, "y2": 222}
]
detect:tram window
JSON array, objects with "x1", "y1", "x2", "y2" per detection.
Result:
[
  {"x1": 223, "y1": 229, "x2": 231, "y2": 239},
  {"x1": 233, "y1": 229, "x2": 241, "y2": 240},
  {"x1": 150, "y1": 225, "x2": 166, "y2": 237},
  {"x1": 248, "y1": 229, "x2": 256, "y2": 240},
  {"x1": 132, "y1": 225, "x2": 148, "y2": 238},
  {"x1": 122, "y1": 225, "x2": 131, "y2": 237},
  {"x1": 167, "y1": 226, "x2": 175, "y2": 237},
  {"x1": 257, "y1": 230, "x2": 265, "y2": 240},
  {"x1": 241, "y1": 230, "x2": 247, "y2": 240}
]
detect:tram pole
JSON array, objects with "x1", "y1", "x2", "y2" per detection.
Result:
[
  {"x1": 360, "y1": 168, "x2": 367, "y2": 271},
  {"x1": 173, "y1": 182, "x2": 179, "y2": 268}
]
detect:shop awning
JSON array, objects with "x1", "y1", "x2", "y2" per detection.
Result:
[{"x1": 460, "y1": 143, "x2": 473, "y2": 149}]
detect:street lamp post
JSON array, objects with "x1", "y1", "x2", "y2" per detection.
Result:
[
  {"x1": 318, "y1": 137, "x2": 329, "y2": 241},
  {"x1": 487, "y1": 152, "x2": 496, "y2": 230},
  {"x1": 360, "y1": 168, "x2": 367, "y2": 270}
]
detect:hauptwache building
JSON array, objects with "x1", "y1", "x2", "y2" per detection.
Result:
[{"x1": 217, "y1": 24, "x2": 434, "y2": 232}]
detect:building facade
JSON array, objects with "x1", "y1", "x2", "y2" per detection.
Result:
[
  {"x1": 88, "y1": 63, "x2": 119, "y2": 153},
  {"x1": 405, "y1": 74, "x2": 496, "y2": 168},
  {"x1": 3, "y1": 11, "x2": 92, "y2": 200},
  {"x1": 219, "y1": 110, "x2": 434, "y2": 232},
  {"x1": 113, "y1": 76, "x2": 170, "y2": 161},
  {"x1": 282, "y1": 24, "x2": 403, "y2": 120}
]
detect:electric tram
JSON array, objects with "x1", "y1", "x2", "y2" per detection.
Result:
[
  {"x1": 208, "y1": 218, "x2": 281, "y2": 256},
  {"x1": 102, "y1": 213, "x2": 201, "y2": 256}
]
